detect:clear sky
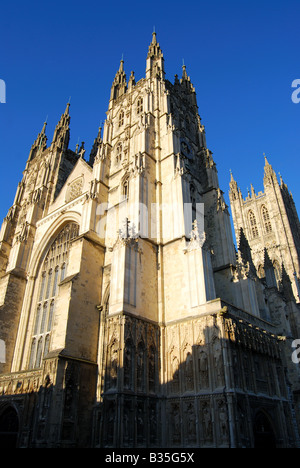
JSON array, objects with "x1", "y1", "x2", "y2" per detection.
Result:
[{"x1": 1, "y1": 0, "x2": 300, "y2": 242}]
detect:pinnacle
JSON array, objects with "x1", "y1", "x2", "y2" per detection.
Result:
[
  {"x1": 119, "y1": 56, "x2": 124, "y2": 72},
  {"x1": 152, "y1": 31, "x2": 157, "y2": 45},
  {"x1": 147, "y1": 29, "x2": 163, "y2": 58},
  {"x1": 263, "y1": 152, "x2": 270, "y2": 165},
  {"x1": 41, "y1": 120, "x2": 47, "y2": 134},
  {"x1": 182, "y1": 63, "x2": 188, "y2": 80},
  {"x1": 65, "y1": 101, "x2": 70, "y2": 115}
]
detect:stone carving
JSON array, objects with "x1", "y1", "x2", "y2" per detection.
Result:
[{"x1": 66, "y1": 177, "x2": 83, "y2": 203}]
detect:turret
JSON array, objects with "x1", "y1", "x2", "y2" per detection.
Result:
[
  {"x1": 146, "y1": 31, "x2": 165, "y2": 80},
  {"x1": 110, "y1": 58, "x2": 127, "y2": 102}
]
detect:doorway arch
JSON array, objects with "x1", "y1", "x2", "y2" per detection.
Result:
[
  {"x1": 253, "y1": 411, "x2": 277, "y2": 448},
  {"x1": 0, "y1": 405, "x2": 19, "y2": 448}
]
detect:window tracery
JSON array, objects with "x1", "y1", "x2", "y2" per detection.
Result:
[
  {"x1": 262, "y1": 205, "x2": 272, "y2": 233},
  {"x1": 119, "y1": 110, "x2": 124, "y2": 127},
  {"x1": 249, "y1": 210, "x2": 259, "y2": 238},
  {"x1": 28, "y1": 223, "x2": 79, "y2": 369}
]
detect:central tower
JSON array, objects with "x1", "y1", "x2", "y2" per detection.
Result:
[{"x1": 94, "y1": 33, "x2": 244, "y2": 448}]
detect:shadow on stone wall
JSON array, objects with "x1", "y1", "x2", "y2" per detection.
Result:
[
  {"x1": 0, "y1": 320, "x2": 298, "y2": 448},
  {"x1": 95, "y1": 320, "x2": 297, "y2": 449}
]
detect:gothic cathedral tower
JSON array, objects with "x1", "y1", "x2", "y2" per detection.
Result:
[
  {"x1": 229, "y1": 156, "x2": 300, "y2": 303},
  {"x1": 0, "y1": 34, "x2": 300, "y2": 448}
]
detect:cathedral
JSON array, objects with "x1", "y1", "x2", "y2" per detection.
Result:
[{"x1": 0, "y1": 33, "x2": 300, "y2": 448}]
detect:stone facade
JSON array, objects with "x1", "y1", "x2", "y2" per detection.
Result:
[{"x1": 0, "y1": 33, "x2": 300, "y2": 448}]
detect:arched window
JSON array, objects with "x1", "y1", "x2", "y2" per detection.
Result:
[
  {"x1": 123, "y1": 178, "x2": 129, "y2": 200},
  {"x1": 137, "y1": 97, "x2": 143, "y2": 115},
  {"x1": 249, "y1": 210, "x2": 259, "y2": 238},
  {"x1": 119, "y1": 110, "x2": 124, "y2": 127},
  {"x1": 116, "y1": 143, "x2": 122, "y2": 163},
  {"x1": 28, "y1": 223, "x2": 79, "y2": 369},
  {"x1": 262, "y1": 205, "x2": 272, "y2": 233}
]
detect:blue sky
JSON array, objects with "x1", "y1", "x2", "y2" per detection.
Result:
[{"x1": 1, "y1": 0, "x2": 300, "y2": 239}]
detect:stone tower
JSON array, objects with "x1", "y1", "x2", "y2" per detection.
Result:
[
  {"x1": 229, "y1": 155, "x2": 300, "y2": 302},
  {"x1": 0, "y1": 34, "x2": 300, "y2": 448}
]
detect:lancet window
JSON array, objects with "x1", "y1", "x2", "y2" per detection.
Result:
[
  {"x1": 28, "y1": 223, "x2": 79, "y2": 369},
  {"x1": 262, "y1": 205, "x2": 272, "y2": 233},
  {"x1": 116, "y1": 143, "x2": 122, "y2": 163},
  {"x1": 249, "y1": 210, "x2": 259, "y2": 238},
  {"x1": 119, "y1": 110, "x2": 124, "y2": 127}
]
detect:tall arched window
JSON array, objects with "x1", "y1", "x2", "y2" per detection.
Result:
[
  {"x1": 123, "y1": 178, "x2": 129, "y2": 200},
  {"x1": 28, "y1": 223, "x2": 79, "y2": 369},
  {"x1": 262, "y1": 205, "x2": 272, "y2": 233},
  {"x1": 249, "y1": 210, "x2": 259, "y2": 238},
  {"x1": 119, "y1": 110, "x2": 124, "y2": 127}
]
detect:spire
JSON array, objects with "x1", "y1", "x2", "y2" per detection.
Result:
[
  {"x1": 51, "y1": 101, "x2": 71, "y2": 151},
  {"x1": 110, "y1": 58, "x2": 127, "y2": 101},
  {"x1": 28, "y1": 119, "x2": 48, "y2": 161},
  {"x1": 182, "y1": 61, "x2": 188, "y2": 81},
  {"x1": 263, "y1": 153, "x2": 278, "y2": 187},
  {"x1": 179, "y1": 61, "x2": 195, "y2": 96},
  {"x1": 151, "y1": 30, "x2": 157, "y2": 45},
  {"x1": 119, "y1": 55, "x2": 124, "y2": 72},
  {"x1": 41, "y1": 119, "x2": 47, "y2": 135},
  {"x1": 148, "y1": 31, "x2": 161, "y2": 56},
  {"x1": 229, "y1": 170, "x2": 240, "y2": 201},
  {"x1": 65, "y1": 101, "x2": 70, "y2": 116}
]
